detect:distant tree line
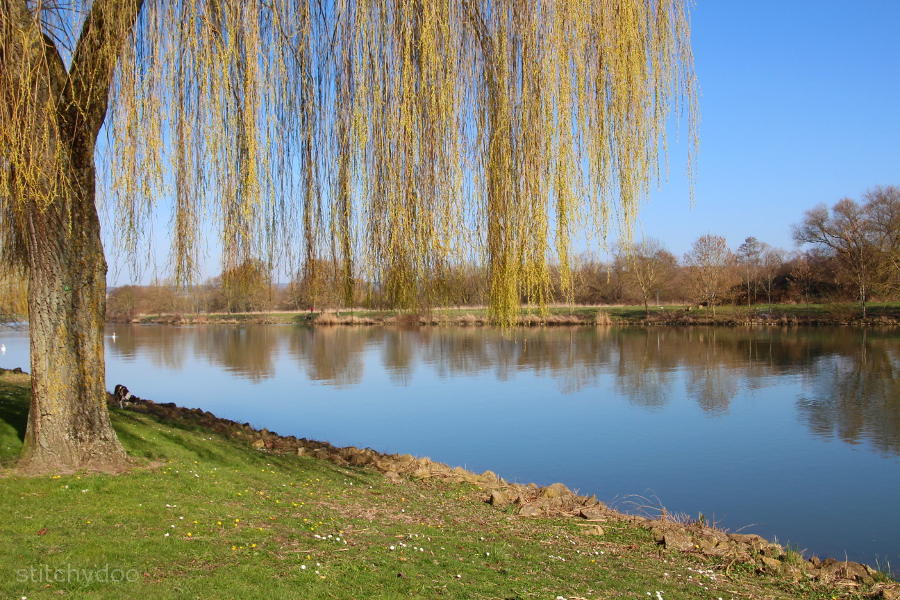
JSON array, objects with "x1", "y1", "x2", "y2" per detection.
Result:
[{"x1": 105, "y1": 186, "x2": 900, "y2": 319}]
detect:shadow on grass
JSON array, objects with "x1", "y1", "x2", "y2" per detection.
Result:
[
  {"x1": 0, "y1": 382, "x2": 29, "y2": 464},
  {"x1": 111, "y1": 412, "x2": 174, "y2": 460},
  {"x1": 0, "y1": 384, "x2": 29, "y2": 441},
  {"x1": 113, "y1": 408, "x2": 375, "y2": 487},
  {"x1": 112, "y1": 410, "x2": 245, "y2": 463}
]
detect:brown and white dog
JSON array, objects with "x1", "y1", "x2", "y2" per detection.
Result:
[{"x1": 113, "y1": 384, "x2": 133, "y2": 408}]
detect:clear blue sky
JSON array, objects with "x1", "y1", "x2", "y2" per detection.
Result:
[
  {"x1": 107, "y1": 1, "x2": 899, "y2": 285},
  {"x1": 637, "y1": 0, "x2": 900, "y2": 258}
]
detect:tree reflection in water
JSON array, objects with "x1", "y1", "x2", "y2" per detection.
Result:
[
  {"x1": 798, "y1": 330, "x2": 900, "y2": 456},
  {"x1": 105, "y1": 324, "x2": 900, "y2": 456}
]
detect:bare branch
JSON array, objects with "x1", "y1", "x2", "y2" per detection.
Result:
[{"x1": 67, "y1": 0, "x2": 143, "y2": 141}]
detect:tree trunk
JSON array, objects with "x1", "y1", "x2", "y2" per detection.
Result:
[
  {"x1": 18, "y1": 148, "x2": 127, "y2": 473},
  {"x1": 859, "y1": 280, "x2": 867, "y2": 319},
  {"x1": 6, "y1": 0, "x2": 143, "y2": 472}
]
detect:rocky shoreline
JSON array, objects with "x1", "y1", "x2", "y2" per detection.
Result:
[{"x1": 109, "y1": 389, "x2": 898, "y2": 596}]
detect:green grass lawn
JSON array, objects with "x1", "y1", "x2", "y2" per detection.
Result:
[{"x1": 0, "y1": 372, "x2": 891, "y2": 599}]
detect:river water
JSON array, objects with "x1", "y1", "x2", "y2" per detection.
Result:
[{"x1": 1, "y1": 324, "x2": 898, "y2": 573}]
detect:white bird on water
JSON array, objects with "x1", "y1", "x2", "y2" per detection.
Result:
[
  {"x1": 1, "y1": 344, "x2": 5, "y2": 355},
  {"x1": 111, "y1": 333, "x2": 116, "y2": 341}
]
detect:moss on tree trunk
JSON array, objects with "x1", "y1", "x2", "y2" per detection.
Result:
[{"x1": 18, "y1": 137, "x2": 127, "y2": 473}]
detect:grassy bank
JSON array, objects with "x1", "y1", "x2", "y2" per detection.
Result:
[
  {"x1": 119, "y1": 302, "x2": 900, "y2": 327},
  {"x1": 1, "y1": 371, "x2": 895, "y2": 599}
]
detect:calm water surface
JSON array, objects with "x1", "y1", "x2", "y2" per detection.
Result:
[{"x1": 1, "y1": 324, "x2": 898, "y2": 572}]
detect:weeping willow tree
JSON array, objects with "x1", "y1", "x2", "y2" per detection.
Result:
[{"x1": 0, "y1": 0, "x2": 696, "y2": 471}]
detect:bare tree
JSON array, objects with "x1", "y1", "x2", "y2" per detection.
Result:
[
  {"x1": 106, "y1": 285, "x2": 139, "y2": 322},
  {"x1": 620, "y1": 238, "x2": 677, "y2": 316},
  {"x1": 759, "y1": 245, "x2": 786, "y2": 309},
  {"x1": 683, "y1": 235, "x2": 734, "y2": 316},
  {"x1": 863, "y1": 186, "x2": 900, "y2": 296},
  {"x1": 790, "y1": 253, "x2": 815, "y2": 311},
  {"x1": 793, "y1": 199, "x2": 879, "y2": 317},
  {"x1": 222, "y1": 259, "x2": 273, "y2": 314},
  {"x1": 0, "y1": 0, "x2": 697, "y2": 471},
  {"x1": 736, "y1": 237, "x2": 762, "y2": 306}
]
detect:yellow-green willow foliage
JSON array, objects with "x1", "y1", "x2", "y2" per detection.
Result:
[
  {"x1": 335, "y1": 0, "x2": 697, "y2": 324},
  {"x1": 2, "y1": 0, "x2": 696, "y2": 325}
]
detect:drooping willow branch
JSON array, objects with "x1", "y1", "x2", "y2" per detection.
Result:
[{"x1": 1, "y1": 0, "x2": 697, "y2": 325}]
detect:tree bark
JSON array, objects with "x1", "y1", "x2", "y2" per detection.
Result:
[
  {"x1": 6, "y1": 0, "x2": 143, "y2": 472},
  {"x1": 19, "y1": 158, "x2": 127, "y2": 472}
]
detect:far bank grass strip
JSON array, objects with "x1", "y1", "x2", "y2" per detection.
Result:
[
  {"x1": 122, "y1": 301, "x2": 900, "y2": 327},
  {"x1": 0, "y1": 373, "x2": 895, "y2": 599}
]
